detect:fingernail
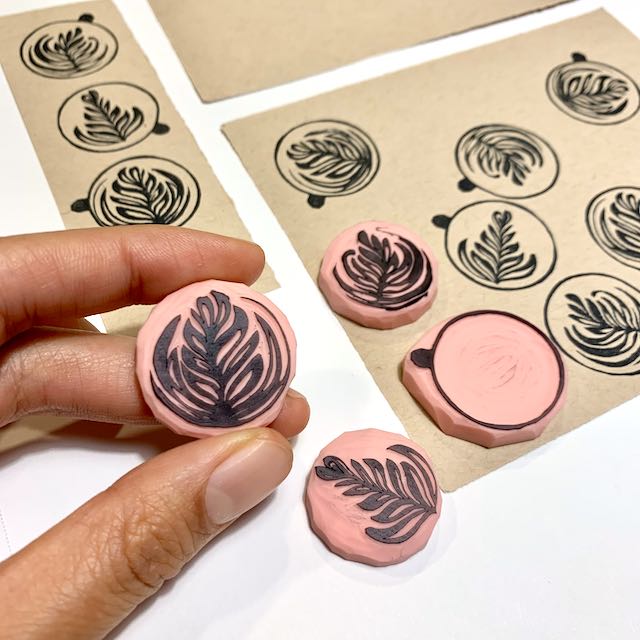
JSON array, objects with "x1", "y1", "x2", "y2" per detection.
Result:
[
  {"x1": 287, "y1": 388, "x2": 304, "y2": 400},
  {"x1": 205, "y1": 435, "x2": 292, "y2": 524}
]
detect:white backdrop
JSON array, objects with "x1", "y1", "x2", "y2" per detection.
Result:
[{"x1": 0, "y1": 1, "x2": 639, "y2": 638}]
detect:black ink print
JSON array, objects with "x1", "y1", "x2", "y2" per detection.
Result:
[
  {"x1": 546, "y1": 53, "x2": 640, "y2": 125},
  {"x1": 586, "y1": 187, "x2": 640, "y2": 270},
  {"x1": 57, "y1": 82, "x2": 169, "y2": 152},
  {"x1": 333, "y1": 229, "x2": 433, "y2": 310},
  {"x1": 274, "y1": 120, "x2": 380, "y2": 208},
  {"x1": 315, "y1": 444, "x2": 438, "y2": 544},
  {"x1": 20, "y1": 14, "x2": 118, "y2": 79},
  {"x1": 151, "y1": 291, "x2": 292, "y2": 428},
  {"x1": 71, "y1": 156, "x2": 200, "y2": 226},
  {"x1": 544, "y1": 273, "x2": 640, "y2": 375},
  {"x1": 455, "y1": 124, "x2": 559, "y2": 199},
  {"x1": 432, "y1": 200, "x2": 556, "y2": 290}
]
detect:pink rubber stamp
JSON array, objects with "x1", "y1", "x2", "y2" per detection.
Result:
[
  {"x1": 136, "y1": 280, "x2": 296, "y2": 437},
  {"x1": 306, "y1": 429, "x2": 441, "y2": 566},
  {"x1": 403, "y1": 310, "x2": 567, "y2": 448},
  {"x1": 318, "y1": 221, "x2": 438, "y2": 329}
]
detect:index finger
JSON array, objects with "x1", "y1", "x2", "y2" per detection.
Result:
[{"x1": 0, "y1": 225, "x2": 265, "y2": 342}]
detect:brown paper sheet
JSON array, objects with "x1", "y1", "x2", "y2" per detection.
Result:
[
  {"x1": 149, "y1": 0, "x2": 572, "y2": 102},
  {"x1": 0, "y1": 0, "x2": 276, "y2": 338},
  {"x1": 224, "y1": 10, "x2": 640, "y2": 490}
]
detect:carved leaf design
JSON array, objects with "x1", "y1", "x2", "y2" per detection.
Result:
[
  {"x1": 333, "y1": 230, "x2": 433, "y2": 310},
  {"x1": 286, "y1": 128, "x2": 373, "y2": 194},
  {"x1": 556, "y1": 69, "x2": 629, "y2": 118},
  {"x1": 315, "y1": 444, "x2": 438, "y2": 544},
  {"x1": 457, "y1": 210, "x2": 537, "y2": 284},
  {"x1": 28, "y1": 27, "x2": 108, "y2": 76},
  {"x1": 565, "y1": 289, "x2": 640, "y2": 372},
  {"x1": 73, "y1": 90, "x2": 144, "y2": 146},
  {"x1": 106, "y1": 166, "x2": 192, "y2": 225},
  {"x1": 151, "y1": 291, "x2": 291, "y2": 427},
  {"x1": 462, "y1": 126, "x2": 544, "y2": 187}
]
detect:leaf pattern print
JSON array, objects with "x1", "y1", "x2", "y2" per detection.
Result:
[
  {"x1": 73, "y1": 90, "x2": 144, "y2": 146},
  {"x1": 461, "y1": 125, "x2": 543, "y2": 187},
  {"x1": 21, "y1": 16, "x2": 118, "y2": 79},
  {"x1": 587, "y1": 187, "x2": 640, "y2": 269},
  {"x1": 565, "y1": 289, "x2": 640, "y2": 373},
  {"x1": 71, "y1": 157, "x2": 200, "y2": 227},
  {"x1": 315, "y1": 444, "x2": 438, "y2": 544},
  {"x1": 333, "y1": 229, "x2": 433, "y2": 310},
  {"x1": 151, "y1": 290, "x2": 292, "y2": 427},
  {"x1": 275, "y1": 120, "x2": 380, "y2": 208},
  {"x1": 546, "y1": 53, "x2": 640, "y2": 125},
  {"x1": 457, "y1": 210, "x2": 536, "y2": 284}
]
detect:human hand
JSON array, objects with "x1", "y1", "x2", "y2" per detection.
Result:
[{"x1": 0, "y1": 226, "x2": 309, "y2": 639}]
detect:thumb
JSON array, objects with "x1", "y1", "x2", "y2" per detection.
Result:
[{"x1": 0, "y1": 428, "x2": 292, "y2": 640}]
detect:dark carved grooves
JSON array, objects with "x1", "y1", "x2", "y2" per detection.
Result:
[
  {"x1": 315, "y1": 444, "x2": 438, "y2": 544},
  {"x1": 333, "y1": 230, "x2": 433, "y2": 310},
  {"x1": 151, "y1": 291, "x2": 291, "y2": 427}
]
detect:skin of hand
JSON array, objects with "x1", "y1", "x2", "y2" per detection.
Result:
[{"x1": 0, "y1": 226, "x2": 310, "y2": 639}]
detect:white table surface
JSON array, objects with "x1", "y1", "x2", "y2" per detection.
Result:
[{"x1": 0, "y1": 1, "x2": 639, "y2": 638}]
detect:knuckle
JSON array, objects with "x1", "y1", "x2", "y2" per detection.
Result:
[{"x1": 104, "y1": 484, "x2": 207, "y2": 598}]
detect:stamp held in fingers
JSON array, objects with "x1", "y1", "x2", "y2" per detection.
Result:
[{"x1": 136, "y1": 280, "x2": 296, "y2": 437}]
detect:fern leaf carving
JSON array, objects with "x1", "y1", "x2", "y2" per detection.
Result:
[{"x1": 315, "y1": 444, "x2": 438, "y2": 544}]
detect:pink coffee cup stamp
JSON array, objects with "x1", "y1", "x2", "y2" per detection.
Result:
[
  {"x1": 136, "y1": 280, "x2": 296, "y2": 437},
  {"x1": 306, "y1": 429, "x2": 441, "y2": 566},
  {"x1": 403, "y1": 310, "x2": 567, "y2": 447},
  {"x1": 318, "y1": 221, "x2": 438, "y2": 329}
]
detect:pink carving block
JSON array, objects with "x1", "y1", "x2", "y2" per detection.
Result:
[
  {"x1": 403, "y1": 310, "x2": 567, "y2": 448},
  {"x1": 306, "y1": 429, "x2": 442, "y2": 566},
  {"x1": 318, "y1": 221, "x2": 438, "y2": 329},
  {"x1": 136, "y1": 280, "x2": 296, "y2": 437}
]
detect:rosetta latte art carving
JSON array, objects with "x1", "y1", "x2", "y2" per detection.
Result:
[
  {"x1": 20, "y1": 14, "x2": 118, "y2": 79},
  {"x1": 333, "y1": 229, "x2": 433, "y2": 311},
  {"x1": 151, "y1": 290, "x2": 292, "y2": 428},
  {"x1": 275, "y1": 120, "x2": 380, "y2": 208},
  {"x1": 455, "y1": 124, "x2": 559, "y2": 199},
  {"x1": 545, "y1": 273, "x2": 640, "y2": 376},
  {"x1": 546, "y1": 53, "x2": 640, "y2": 125},
  {"x1": 315, "y1": 444, "x2": 438, "y2": 544},
  {"x1": 70, "y1": 156, "x2": 200, "y2": 226}
]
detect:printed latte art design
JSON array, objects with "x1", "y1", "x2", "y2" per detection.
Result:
[
  {"x1": 455, "y1": 124, "x2": 559, "y2": 199},
  {"x1": 546, "y1": 53, "x2": 640, "y2": 125},
  {"x1": 432, "y1": 200, "x2": 557, "y2": 291},
  {"x1": 58, "y1": 82, "x2": 169, "y2": 152},
  {"x1": 334, "y1": 229, "x2": 433, "y2": 310},
  {"x1": 71, "y1": 156, "x2": 200, "y2": 226},
  {"x1": 20, "y1": 14, "x2": 118, "y2": 79},
  {"x1": 586, "y1": 187, "x2": 640, "y2": 269},
  {"x1": 545, "y1": 273, "x2": 640, "y2": 375},
  {"x1": 275, "y1": 120, "x2": 380, "y2": 208},
  {"x1": 319, "y1": 221, "x2": 438, "y2": 329}
]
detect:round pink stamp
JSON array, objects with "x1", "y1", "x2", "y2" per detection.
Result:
[
  {"x1": 136, "y1": 280, "x2": 296, "y2": 437},
  {"x1": 403, "y1": 310, "x2": 567, "y2": 447},
  {"x1": 318, "y1": 221, "x2": 438, "y2": 329},
  {"x1": 306, "y1": 429, "x2": 442, "y2": 566}
]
